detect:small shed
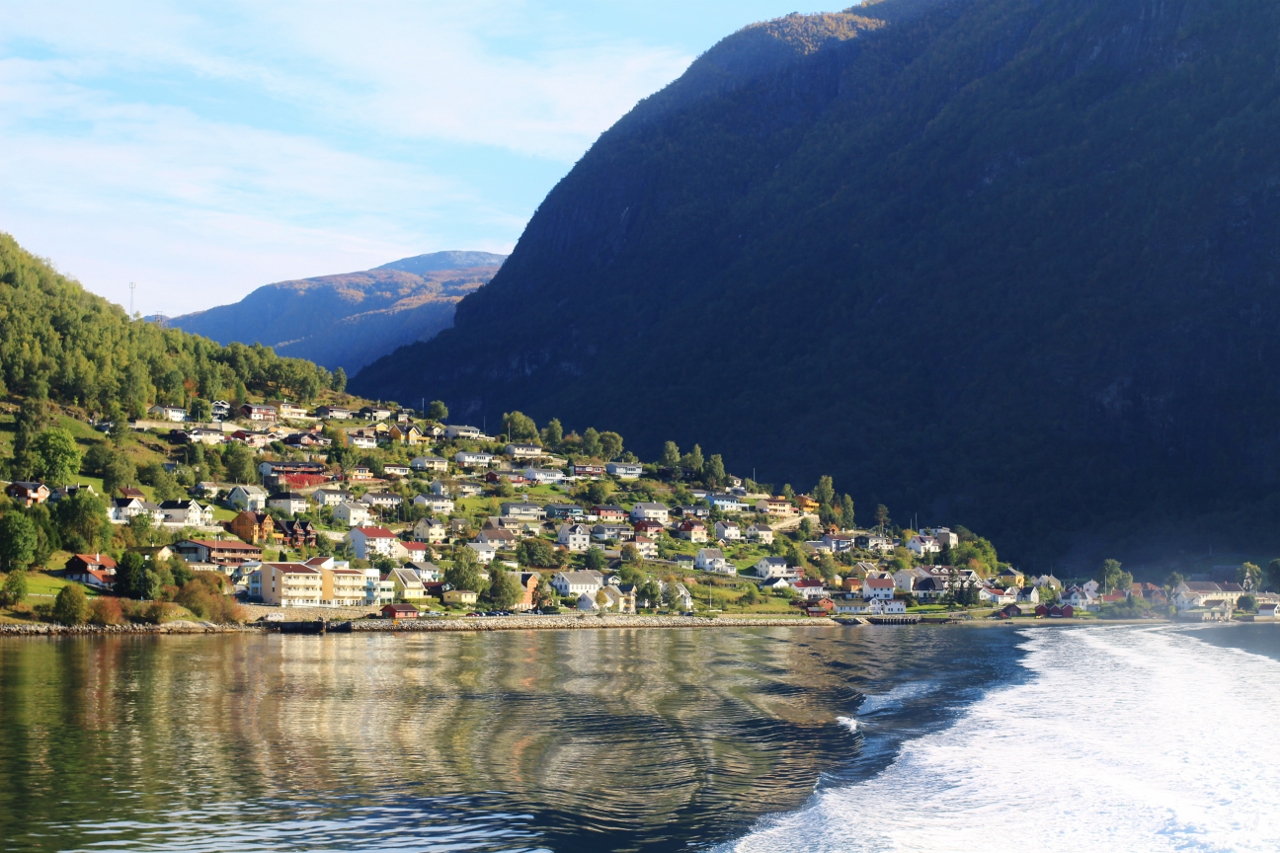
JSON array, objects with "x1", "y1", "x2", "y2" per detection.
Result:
[{"x1": 382, "y1": 603, "x2": 419, "y2": 619}]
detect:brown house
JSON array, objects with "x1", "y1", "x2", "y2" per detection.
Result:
[
  {"x1": 6, "y1": 481, "x2": 50, "y2": 507},
  {"x1": 228, "y1": 510, "x2": 276, "y2": 544},
  {"x1": 278, "y1": 519, "x2": 318, "y2": 548}
]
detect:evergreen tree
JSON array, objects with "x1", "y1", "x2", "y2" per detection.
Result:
[
  {"x1": 332, "y1": 367, "x2": 348, "y2": 393},
  {"x1": 683, "y1": 444, "x2": 704, "y2": 473},
  {"x1": 841, "y1": 494, "x2": 855, "y2": 528},
  {"x1": 814, "y1": 475, "x2": 836, "y2": 508}
]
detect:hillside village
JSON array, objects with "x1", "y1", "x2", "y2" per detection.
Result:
[{"x1": 3, "y1": 397, "x2": 1279, "y2": 626}]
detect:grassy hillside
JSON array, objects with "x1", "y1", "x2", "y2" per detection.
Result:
[{"x1": 353, "y1": 0, "x2": 1280, "y2": 562}]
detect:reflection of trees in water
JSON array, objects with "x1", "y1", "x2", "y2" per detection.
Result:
[{"x1": 0, "y1": 628, "x2": 964, "y2": 849}]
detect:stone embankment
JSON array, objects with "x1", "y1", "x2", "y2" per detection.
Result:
[
  {"x1": 342, "y1": 614, "x2": 839, "y2": 633},
  {"x1": 0, "y1": 620, "x2": 257, "y2": 636}
]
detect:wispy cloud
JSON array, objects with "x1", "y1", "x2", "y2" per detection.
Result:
[{"x1": 0, "y1": 1, "x2": 694, "y2": 314}]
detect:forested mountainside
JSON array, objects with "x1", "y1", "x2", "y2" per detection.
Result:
[
  {"x1": 172, "y1": 252, "x2": 506, "y2": 374},
  {"x1": 0, "y1": 232, "x2": 342, "y2": 415},
  {"x1": 353, "y1": 0, "x2": 1280, "y2": 560}
]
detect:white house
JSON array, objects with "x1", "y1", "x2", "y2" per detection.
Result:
[
  {"x1": 148, "y1": 405, "x2": 188, "y2": 422},
  {"x1": 413, "y1": 494, "x2": 454, "y2": 515},
  {"x1": 792, "y1": 579, "x2": 828, "y2": 601},
  {"x1": 746, "y1": 523, "x2": 775, "y2": 545},
  {"x1": 979, "y1": 587, "x2": 1017, "y2": 606},
  {"x1": 753, "y1": 556, "x2": 793, "y2": 580},
  {"x1": 445, "y1": 424, "x2": 483, "y2": 440},
  {"x1": 863, "y1": 577, "x2": 895, "y2": 600},
  {"x1": 467, "y1": 542, "x2": 497, "y2": 563},
  {"x1": 361, "y1": 492, "x2": 403, "y2": 510},
  {"x1": 606, "y1": 462, "x2": 643, "y2": 479},
  {"x1": 410, "y1": 456, "x2": 449, "y2": 473},
  {"x1": 506, "y1": 443, "x2": 544, "y2": 459},
  {"x1": 500, "y1": 502, "x2": 543, "y2": 521},
  {"x1": 314, "y1": 488, "x2": 353, "y2": 507},
  {"x1": 552, "y1": 570, "x2": 605, "y2": 598},
  {"x1": 925, "y1": 527, "x2": 959, "y2": 549},
  {"x1": 267, "y1": 492, "x2": 309, "y2": 516},
  {"x1": 455, "y1": 451, "x2": 494, "y2": 468},
  {"x1": 345, "y1": 526, "x2": 399, "y2": 560},
  {"x1": 333, "y1": 502, "x2": 372, "y2": 527},
  {"x1": 347, "y1": 434, "x2": 378, "y2": 450},
  {"x1": 695, "y1": 548, "x2": 734, "y2": 574},
  {"x1": 714, "y1": 520, "x2": 741, "y2": 541},
  {"x1": 708, "y1": 494, "x2": 747, "y2": 512},
  {"x1": 630, "y1": 502, "x2": 670, "y2": 523},
  {"x1": 906, "y1": 535, "x2": 941, "y2": 557},
  {"x1": 227, "y1": 485, "x2": 267, "y2": 512},
  {"x1": 158, "y1": 500, "x2": 214, "y2": 527},
  {"x1": 633, "y1": 535, "x2": 657, "y2": 559},
  {"x1": 524, "y1": 467, "x2": 565, "y2": 484},
  {"x1": 557, "y1": 523, "x2": 592, "y2": 552}
]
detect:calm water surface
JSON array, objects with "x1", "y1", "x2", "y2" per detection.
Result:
[{"x1": 0, "y1": 626, "x2": 1020, "y2": 852}]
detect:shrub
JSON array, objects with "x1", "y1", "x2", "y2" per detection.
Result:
[
  {"x1": 89, "y1": 597, "x2": 125, "y2": 626},
  {"x1": 52, "y1": 584, "x2": 90, "y2": 625},
  {"x1": 0, "y1": 570, "x2": 29, "y2": 607}
]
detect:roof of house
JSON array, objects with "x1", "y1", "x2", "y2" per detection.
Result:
[
  {"x1": 70, "y1": 553, "x2": 118, "y2": 569},
  {"x1": 865, "y1": 577, "x2": 895, "y2": 588},
  {"x1": 353, "y1": 526, "x2": 397, "y2": 538},
  {"x1": 697, "y1": 548, "x2": 726, "y2": 559},
  {"x1": 264, "y1": 562, "x2": 320, "y2": 574}
]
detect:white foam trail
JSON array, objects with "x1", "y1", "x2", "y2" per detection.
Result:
[
  {"x1": 837, "y1": 716, "x2": 858, "y2": 733},
  {"x1": 722, "y1": 625, "x2": 1280, "y2": 853}
]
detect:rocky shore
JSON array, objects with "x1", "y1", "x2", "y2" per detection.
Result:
[
  {"x1": 0, "y1": 614, "x2": 839, "y2": 637},
  {"x1": 0, "y1": 621, "x2": 257, "y2": 636},
  {"x1": 342, "y1": 614, "x2": 839, "y2": 632}
]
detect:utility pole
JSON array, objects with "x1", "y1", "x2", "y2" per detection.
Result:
[{"x1": 129, "y1": 282, "x2": 136, "y2": 318}]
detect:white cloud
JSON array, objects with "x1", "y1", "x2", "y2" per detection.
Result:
[{"x1": 0, "y1": 1, "x2": 694, "y2": 313}]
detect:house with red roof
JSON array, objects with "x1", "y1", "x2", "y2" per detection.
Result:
[
  {"x1": 345, "y1": 526, "x2": 399, "y2": 560},
  {"x1": 64, "y1": 553, "x2": 117, "y2": 589}
]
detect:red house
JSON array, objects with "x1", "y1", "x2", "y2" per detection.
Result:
[
  {"x1": 6, "y1": 481, "x2": 50, "y2": 507},
  {"x1": 382, "y1": 603, "x2": 419, "y2": 619}
]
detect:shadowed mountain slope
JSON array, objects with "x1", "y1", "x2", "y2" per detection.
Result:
[{"x1": 353, "y1": 0, "x2": 1280, "y2": 560}]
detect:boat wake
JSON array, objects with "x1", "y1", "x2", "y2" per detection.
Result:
[{"x1": 719, "y1": 625, "x2": 1280, "y2": 852}]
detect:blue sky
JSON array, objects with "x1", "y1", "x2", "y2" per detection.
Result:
[{"x1": 0, "y1": 1, "x2": 840, "y2": 316}]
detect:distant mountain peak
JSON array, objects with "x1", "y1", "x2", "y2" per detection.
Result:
[{"x1": 375, "y1": 251, "x2": 508, "y2": 275}]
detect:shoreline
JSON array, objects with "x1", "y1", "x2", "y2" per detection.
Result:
[{"x1": 2, "y1": 613, "x2": 1270, "y2": 638}]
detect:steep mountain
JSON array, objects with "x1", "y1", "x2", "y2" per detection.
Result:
[
  {"x1": 353, "y1": 0, "x2": 1280, "y2": 562},
  {"x1": 172, "y1": 252, "x2": 506, "y2": 374}
]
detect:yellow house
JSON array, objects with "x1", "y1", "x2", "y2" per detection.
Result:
[
  {"x1": 258, "y1": 563, "x2": 323, "y2": 607},
  {"x1": 321, "y1": 567, "x2": 367, "y2": 606},
  {"x1": 389, "y1": 424, "x2": 429, "y2": 445},
  {"x1": 444, "y1": 589, "x2": 478, "y2": 606},
  {"x1": 388, "y1": 568, "x2": 426, "y2": 601}
]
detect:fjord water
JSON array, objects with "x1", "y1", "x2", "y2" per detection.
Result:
[
  {"x1": 1, "y1": 625, "x2": 1275, "y2": 852},
  {"x1": 725, "y1": 623, "x2": 1280, "y2": 853},
  {"x1": 0, "y1": 627, "x2": 1015, "y2": 852}
]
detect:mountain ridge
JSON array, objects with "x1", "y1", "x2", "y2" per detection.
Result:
[{"x1": 172, "y1": 251, "x2": 506, "y2": 375}]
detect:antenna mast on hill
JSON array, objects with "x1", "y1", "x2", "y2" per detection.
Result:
[{"x1": 129, "y1": 282, "x2": 136, "y2": 318}]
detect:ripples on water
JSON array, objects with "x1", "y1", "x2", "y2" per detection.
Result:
[
  {"x1": 723, "y1": 624, "x2": 1280, "y2": 853},
  {"x1": 0, "y1": 627, "x2": 1017, "y2": 853}
]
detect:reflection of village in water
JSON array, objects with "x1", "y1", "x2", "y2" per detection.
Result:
[{"x1": 0, "y1": 628, "x2": 1007, "y2": 851}]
